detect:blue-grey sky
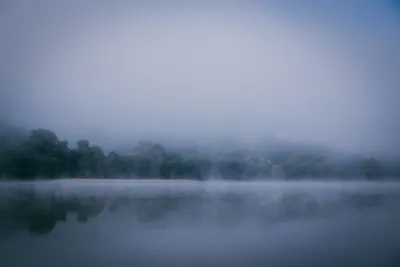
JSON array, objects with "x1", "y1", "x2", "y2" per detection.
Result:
[{"x1": 1, "y1": 1, "x2": 399, "y2": 154}]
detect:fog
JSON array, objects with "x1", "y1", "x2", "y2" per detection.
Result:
[
  {"x1": 1, "y1": 4, "x2": 400, "y2": 264},
  {"x1": 1, "y1": 1, "x2": 399, "y2": 154},
  {"x1": 1, "y1": 180, "x2": 400, "y2": 267}
]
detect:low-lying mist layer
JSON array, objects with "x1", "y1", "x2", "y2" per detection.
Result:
[
  {"x1": 1, "y1": 181, "x2": 400, "y2": 267},
  {"x1": 1, "y1": 180, "x2": 399, "y2": 236}
]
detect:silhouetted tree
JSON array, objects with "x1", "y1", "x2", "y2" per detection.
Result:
[{"x1": 0, "y1": 126, "x2": 398, "y2": 180}]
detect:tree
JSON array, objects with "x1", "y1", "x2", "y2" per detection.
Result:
[
  {"x1": 189, "y1": 157, "x2": 212, "y2": 180},
  {"x1": 134, "y1": 156, "x2": 152, "y2": 177},
  {"x1": 134, "y1": 141, "x2": 166, "y2": 160},
  {"x1": 5, "y1": 148, "x2": 39, "y2": 178},
  {"x1": 160, "y1": 153, "x2": 183, "y2": 178},
  {"x1": 270, "y1": 164, "x2": 286, "y2": 179},
  {"x1": 359, "y1": 157, "x2": 382, "y2": 179},
  {"x1": 134, "y1": 141, "x2": 166, "y2": 177},
  {"x1": 243, "y1": 157, "x2": 272, "y2": 178},
  {"x1": 104, "y1": 152, "x2": 135, "y2": 178},
  {"x1": 27, "y1": 129, "x2": 59, "y2": 154},
  {"x1": 72, "y1": 140, "x2": 106, "y2": 177},
  {"x1": 1, "y1": 128, "x2": 70, "y2": 178},
  {"x1": 0, "y1": 126, "x2": 397, "y2": 181},
  {"x1": 216, "y1": 159, "x2": 246, "y2": 180}
]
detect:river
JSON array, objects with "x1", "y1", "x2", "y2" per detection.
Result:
[{"x1": 0, "y1": 180, "x2": 399, "y2": 267}]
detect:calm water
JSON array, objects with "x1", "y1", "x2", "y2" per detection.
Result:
[{"x1": 0, "y1": 180, "x2": 400, "y2": 267}]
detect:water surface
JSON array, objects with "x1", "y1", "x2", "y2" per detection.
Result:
[{"x1": 1, "y1": 180, "x2": 400, "y2": 267}]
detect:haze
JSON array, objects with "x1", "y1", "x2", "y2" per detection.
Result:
[
  {"x1": 1, "y1": 1, "x2": 399, "y2": 154},
  {"x1": 1, "y1": 180, "x2": 400, "y2": 267}
]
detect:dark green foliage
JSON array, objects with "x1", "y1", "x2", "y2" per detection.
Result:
[
  {"x1": 134, "y1": 156, "x2": 152, "y2": 178},
  {"x1": 216, "y1": 159, "x2": 246, "y2": 180},
  {"x1": 359, "y1": 157, "x2": 382, "y2": 179},
  {"x1": 0, "y1": 126, "x2": 399, "y2": 180}
]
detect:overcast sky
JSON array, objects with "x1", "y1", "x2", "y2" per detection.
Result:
[{"x1": 1, "y1": 1, "x2": 399, "y2": 153}]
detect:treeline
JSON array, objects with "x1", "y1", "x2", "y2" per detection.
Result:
[
  {"x1": 0, "y1": 127, "x2": 399, "y2": 180},
  {"x1": 0, "y1": 128, "x2": 212, "y2": 179}
]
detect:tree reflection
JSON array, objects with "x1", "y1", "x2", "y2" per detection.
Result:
[
  {"x1": 0, "y1": 187, "x2": 396, "y2": 237},
  {"x1": 0, "y1": 189, "x2": 188, "y2": 236},
  {"x1": 0, "y1": 191, "x2": 104, "y2": 236}
]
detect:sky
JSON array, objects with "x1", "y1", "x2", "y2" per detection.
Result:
[{"x1": 1, "y1": 1, "x2": 399, "y2": 154}]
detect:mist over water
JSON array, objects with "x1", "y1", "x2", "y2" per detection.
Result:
[
  {"x1": 1, "y1": 2, "x2": 400, "y2": 266},
  {"x1": 1, "y1": 180, "x2": 400, "y2": 267}
]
